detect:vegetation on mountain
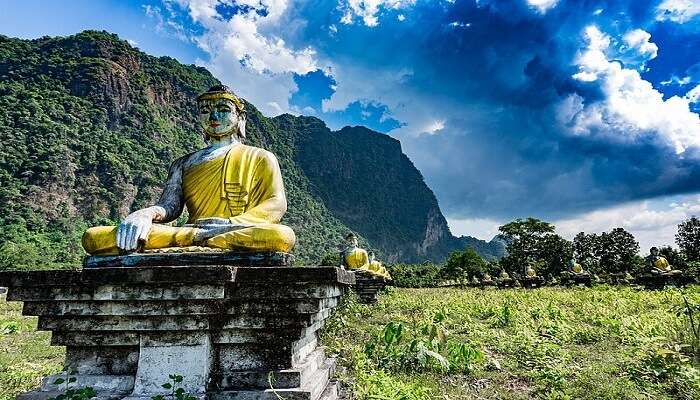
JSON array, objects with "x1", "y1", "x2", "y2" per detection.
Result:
[{"x1": 0, "y1": 30, "x2": 502, "y2": 269}]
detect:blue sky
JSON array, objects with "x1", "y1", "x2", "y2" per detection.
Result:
[{"x1": 3, "y1": 0, "x2": 700, "y2": 250}]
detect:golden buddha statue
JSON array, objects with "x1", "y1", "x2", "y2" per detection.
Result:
[
  {"x1": 499, "y1": 269, "x2": 511, "y2": 280},
  {"x1": 341, "y1": 233, "x2": 369, "y2": 270},
  {"x1": 569, "y1": 259, "x2": 589, "y2": 276},
  {"x1": 526, "y1": 265, "x2": 537, "y2": 278},
  {"x1": 82, "y1": 85, "x2": 296, "y2": 255},
  {"x1": 647, "y1": 247, "x2": 682, "y2": 276}
]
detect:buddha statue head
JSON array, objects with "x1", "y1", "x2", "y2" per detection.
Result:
[
  {"x1": 197, "y1": 85, "x2": 247, "y2": 142},
  {"x1": 649, "y1": 246, "x2": 659, "y2": 257},
  {"x1": 345, "y1": 232, "x2": 359, "y2": 249},
  {"x1": 368, "y1": 251, "x2": 376, "y2": 263}
]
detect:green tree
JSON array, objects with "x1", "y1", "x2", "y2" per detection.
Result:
[
  {"x1": 676, "y1": 216, "x2": 700, "y2": 262},
  {"x1": 441, "y1": 248, "x2": 486, "y2": 282},
  {"x1": 573, "y1": 232, "x2": 600, "y2": 272},
  {"x1": 498, "y1": 218, "x2": 571, "y2": 276},
  {"x1": 597, "y1": 228, "x2": 639, "y2": 274}
]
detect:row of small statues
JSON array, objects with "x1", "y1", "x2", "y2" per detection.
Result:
[
  {"x1": 338, "y1": 233, "x2": 392, "y2": 280},
  {"x1": 467, "y1": 246, "x2": 690, "y2": 288}
]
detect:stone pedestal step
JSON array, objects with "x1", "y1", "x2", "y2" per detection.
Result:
[
  {"x1": 219, "y1": 348, "x2": 328, "y2": 390},
  {"x1": 211, "y1": 358, "x2": 335, "y2": 400}
]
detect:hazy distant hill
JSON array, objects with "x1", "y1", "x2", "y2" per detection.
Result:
[{"x1": 0, "y1": 30, "x2": 504, "y2": 267}]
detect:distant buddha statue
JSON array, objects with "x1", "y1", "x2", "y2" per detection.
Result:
[
  {"x1": 647, "y1": 247, "x2": 682, "y2": 276},
  {"x1": 82, "y1": 85, "x2": 296, "y2": 255},
  {"x1": 341, "y1": 233, "x2": 369, "y2": 270},
  {"x1": 482, "y1": 273, "x2": 495, "y2": 286},
  {"x1": 526, "y1": 265, "x2": 537, "y2": 278},
  {"x1": 498, "y1": 269, "x2": 513, "y2": 288},
  {"x1": 569, "y1": 259, "x2": 588, "y2": 276}
]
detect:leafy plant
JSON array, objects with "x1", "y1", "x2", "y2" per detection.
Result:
[
  {"x1": 48, "y1": 376, "x2": 96, "y2": 400},
  {"x1": 0, "y1": 321, "x2": 18, "y2": 335},
  {"x1": 151, "y1": 374, "x2": 197, "y2": 400},
  {"x1": 364, "y1": 310, "x2": 484, "y2": 374}
]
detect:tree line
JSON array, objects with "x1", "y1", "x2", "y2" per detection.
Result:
[{"x1": 388, "y1": 216, "x2": 700, "y2": 287}]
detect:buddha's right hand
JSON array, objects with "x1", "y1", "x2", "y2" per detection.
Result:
[{"x1": 117, "y1": 209, "x2": 156, "y2": 252}]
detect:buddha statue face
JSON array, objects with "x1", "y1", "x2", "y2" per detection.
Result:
[
  {"x1": 198, "y1": 98, "x2": 244, "y2": 140},
  {"x1": 368, "y1": 252, "x2": 375, "y2": 262},
  {"x1": 650, "y1": 247, "x2": 659, "y2": 257},
  {"x1": 345, "y1": 234, "x2": 358, "y2": 248}
]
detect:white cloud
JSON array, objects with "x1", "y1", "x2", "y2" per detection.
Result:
[
  {"x1": 561, "y1": 26, "x2": 700, "y2": 154},
  {"x1": 661, "y1": 75, "x2": 692, "y2": 86},
  {"x1": 656, "y1": 0, "x2": 700, "y2": 23},
  {"x1": 555, "y1": 194, "x2": 700, "y2": 253},
  {"x1": 338, "y1": 0, "x2": 415, "y2": 27},
  {"x1": 447, "y1": 217, "x2": 502, "y2": 241},
  {"x1": 686, "y1": 84, "x2": 700, "y2": 103},
  {"x1": 622, "y1": 29, "x2": 658, "y2": 62},
  {"x1": 527, "y1": 0, "x2": 559, "y2": 14},
  {"x1": 449, "y1": 194, "x2": 700, "y2": 255},
  {"x1": 159, "y1": 0, "x2": 320, "y2": 115}
]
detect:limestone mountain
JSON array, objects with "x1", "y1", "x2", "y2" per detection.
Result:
[{"x1": 0, "y1": 31, "x2": 504, "y2": 268}]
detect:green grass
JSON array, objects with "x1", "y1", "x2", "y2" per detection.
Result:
[
  {"x1": 322, "y1": 286, "x2": 700, "y2": 399},
  {"x1": 0, "y1": 294, "x2": 63, "y2": 400},
  {"x1": 1, "y1": 287, "x2": 699, "y2": 399}
]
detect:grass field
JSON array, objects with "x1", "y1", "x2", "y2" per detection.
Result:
[
  {"x1": 322, "y1": 286, "x2": 700, "y2": 400},
  {"x1": 1, "y1": 286, "x2": 699, "y2": 400}
]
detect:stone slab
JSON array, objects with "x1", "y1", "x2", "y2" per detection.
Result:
[
  {"x1": 84, "y1": 251, "x2": 293, "y2": 268},
  {"x1": 132, "y1": 335, "x2": 212, "y2": 396},
  {"x1": 218, "y1": 348, "x2": 327, "y2": 389},
  {"x1": 1, "y1": 267, "x2": 353, "y2": 290},
  {"x1": 40, "y1": 373, "x2": 134, "y2": 393},
  {"x1": 0, "y1": 266, "x2": 235, "y2": 288},
  {"x1": 7, "y1": 284, "x2": 225, "y2": 302}
]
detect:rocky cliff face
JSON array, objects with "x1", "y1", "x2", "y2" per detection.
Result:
[{"x1": 0, "y1": 31, "x2": 504, "y2": 266}]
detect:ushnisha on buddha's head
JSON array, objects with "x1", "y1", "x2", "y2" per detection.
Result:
[{"x1": 197, "y1": 85, "x2": 246, "y2": 141}]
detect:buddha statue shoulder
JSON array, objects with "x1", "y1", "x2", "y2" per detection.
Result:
[{"x1": 82, "y1": 85, "x2": 296, "y2": 255}]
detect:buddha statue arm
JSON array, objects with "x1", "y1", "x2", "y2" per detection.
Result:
[
  {"x1": 116, "y1": 158, "x2": 186, "y2": 251},
  {"x1": 228, "y1": 151, "x2": 287, "y2": 225}
]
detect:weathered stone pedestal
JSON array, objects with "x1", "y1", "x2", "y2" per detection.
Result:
[
  {"x1": 351, "y1": 270, "x2": 388, "y2": 304},
  {"x1": 561, "y1": 274, "x2": 592, "y2": 287},
  {"x1": 636, "y1": 273, "x2": 695, "y2": 290},
  {"x1": 497, "y1": 279, "x2": 514, "y2": 289},
  {"x1": 519, "y1": 276, "x2": 545, "y2": 289},
  {"x1": 0, "y1": 252, "x2": 354, "y2": 400}
]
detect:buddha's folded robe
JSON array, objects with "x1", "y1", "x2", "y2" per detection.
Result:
[{"x1": 83, "y1": 144, "x2": 295, "y2": 255}]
